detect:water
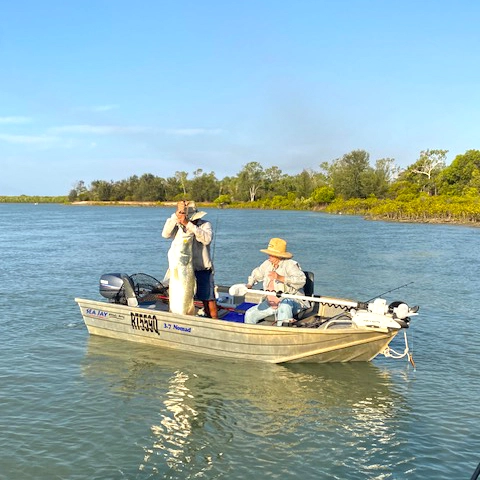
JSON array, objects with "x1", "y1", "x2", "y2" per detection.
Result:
[{"x1": 0, "y1": 203, "x2": 479, "y2": 479}]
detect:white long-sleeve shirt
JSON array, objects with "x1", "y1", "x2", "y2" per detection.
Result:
[
  {"x1": 162, "y1": 213, "x2": 214, "y2": 271},
  {"x1": 247, "y1": 259, "x2": 306, "y2": 295}
]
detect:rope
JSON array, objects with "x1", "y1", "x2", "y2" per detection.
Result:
[{"x1": 381, "y1": 330, "x2": 416, "y2": 369}]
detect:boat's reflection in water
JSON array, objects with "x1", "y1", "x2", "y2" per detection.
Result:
[{"x1": 82, "y1": 336, "x2": 412, "y2": 478}]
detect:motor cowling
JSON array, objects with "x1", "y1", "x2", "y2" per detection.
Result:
[
  {"x1": 352, "y1": 311, "x2": 403, "y2": 331},
  {"x1": 99, "y1": 273, "x2": 133, "y2": 304},
  {"x1": 99, "y1": 272, "x2": 165, "y2": 306},
  {"x1": 388, "y1": 301, "x2": 420, "y2": 328}
]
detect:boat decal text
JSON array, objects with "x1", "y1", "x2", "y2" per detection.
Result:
[
  {"x1": 131, "y1": 312, "x2": 160, "y2": 335},
  {"x1": 86, "y1": 308, "x2": 108, "y2": 318},
  {"x1": 163, "y1": 322, "x2": 192, "y2": 333}
]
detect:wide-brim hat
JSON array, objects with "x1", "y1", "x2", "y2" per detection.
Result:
[
  {"x1": 260, "y1": 237, "x2": 293, "y2": 259},
  {"x1": 190, "y1": 210, "x2": 207, "y2": 221},
  {"x1": 184, "y1": 201, "x2": 207, "y2": 222}
]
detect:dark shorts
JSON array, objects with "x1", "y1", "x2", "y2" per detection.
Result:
[{"x1": 195, "y1": 270, "x2": 215, "y2": 301}]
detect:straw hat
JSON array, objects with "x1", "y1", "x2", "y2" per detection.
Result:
[{"x1": 260, "y1": 238, "x2": 293, "y2": 259}]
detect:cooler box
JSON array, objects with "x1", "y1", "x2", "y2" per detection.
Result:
[{"x1": 221, "y1": 302, "x2": 257, "y2": 323}]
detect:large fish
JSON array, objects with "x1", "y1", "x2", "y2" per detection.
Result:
[{"x1": 167, "y1": 232, "x2": 196, "y2": 315}]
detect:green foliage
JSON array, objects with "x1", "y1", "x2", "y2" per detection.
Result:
[
  {"x1": 0, "y1": 195, "x2": 68, "y2": 203},
  {"x1": 294, "y1": 169, "x2": 316, "y2": 198},
  {"x1": 329, "y1": 150, "x2": 373, "y2": 199},
  {"x1": 214, "y1": 195, "x2": 232, "y2": 204},
  {"x1": 237, "y1": 161, "x2": 264, "y2": 202},
  {"x1": 325, "y1": 197, "x2": 380, "y2": 215},
  {"x1": 5, "y1": 146, "x2": 480, "y2": 224},
  {"x1": 368, "y1": 195, "x2": 480, "y2": 223},
  {"x1": 311, "y1": 186, "x2": 335, "y2": 205},
  {"x1": 397, "y1": 149, "x2": 448, "y2": 196},
  {"x1": 365, "y1": 158, "x2": 398, "y2": 199},
  {"x1": 438, "y1": 149, "x2": 480, "y2": 196},
  {"x1": 255, "y1": 193, "x2": 311, "y2": 210},
  {"x1": 190, "y1": 169, "x2": 219, "y2": 202},
  {"x1": 325, "y1": 194, "x2": 480, "y2": 223},
  {"x1": 387, "y1": 179, "x2": 420, "y2": 198}
]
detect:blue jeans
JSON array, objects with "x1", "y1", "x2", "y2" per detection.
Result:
[{"x1": 244, "y1": 299, "x2": 302, "y2": 325}]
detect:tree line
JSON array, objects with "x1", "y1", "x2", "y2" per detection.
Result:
[
  {"x1": 0, "y1": 195, "x2": 67, "y2": 203},
  {"x1": 68, "y1": 148, "x2": 480, "y2": 203},
  {"x1": 3, "y1": 148, "x2": 478, "y2": 223}
]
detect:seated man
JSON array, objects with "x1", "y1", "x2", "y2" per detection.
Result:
[{"x1": 244, "y1": 238, "x2": 306, "y2": 326}]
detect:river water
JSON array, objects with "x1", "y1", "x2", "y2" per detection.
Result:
[{"x1": 0, "y1": 203, "x2": 479, "y2": 479}]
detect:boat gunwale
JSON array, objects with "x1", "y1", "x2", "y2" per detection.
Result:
[
  {"x1": 74, "y1": 297, "x2": 393, "y2": 337},
  {"x1": 74, "y1": 297, "x2": 398, "y2": 363}
]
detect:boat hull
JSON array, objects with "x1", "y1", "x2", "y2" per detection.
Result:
[{"x1": 75, "y1": 298, "x2": 398, "y2": 364}]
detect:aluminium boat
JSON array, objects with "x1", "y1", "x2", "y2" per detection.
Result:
[{"x1": 75, "y1": 272, "x2": 418, "y2": 364}]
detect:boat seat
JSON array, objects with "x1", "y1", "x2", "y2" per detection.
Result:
[
  {"x1": 303, "y1": 271, "x2": 314, "y2": 297},
  {"x1": 291, "y1": 271, "x2": 317, "y2": 320},
  {"x1": 295, "y1": 296, "x2": 320, "y2": 321}
]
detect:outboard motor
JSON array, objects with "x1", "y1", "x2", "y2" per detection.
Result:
[
  {"x1": 99, "y1": 273, "x2": 138, "y2": 306},
  {"x1": 388, "y1": 301, "x2": 420, "y2": 328},
  {"x1": 99, "y1": 272, "x2": 166, "y2": 306}
]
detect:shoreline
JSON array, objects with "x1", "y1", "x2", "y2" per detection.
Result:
[
  {"x1": 366, "y1": 215, "x2": 480, "y2": 228},
  {"x1": 69, "y1": 201, "x2": 479, "y2": 228},
  {"x1": 2, "y1": 200, "x2": 477, "y2": 227},
  {"x1": 71, "y1": 200, "x2": 172, "y2": 207}
]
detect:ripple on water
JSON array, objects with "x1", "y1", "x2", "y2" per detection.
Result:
[{"x1": 1, "y1": 205, "x2": 479, "y2": 479}]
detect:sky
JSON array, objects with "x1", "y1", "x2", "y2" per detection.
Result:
[{"x1": 1, "y1": 0, "x2": 479, "y2": 196}]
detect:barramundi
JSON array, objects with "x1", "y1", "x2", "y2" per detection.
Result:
[{"x1": 167, "y1": 233, "x2": 195, "y2": 315}]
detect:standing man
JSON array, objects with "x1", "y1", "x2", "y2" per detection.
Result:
[{"x1": 162, "y1": 201, "x2": 218, "y2": 319}]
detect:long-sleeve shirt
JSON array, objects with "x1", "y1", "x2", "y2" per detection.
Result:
[
  {"x1": 162, "y1": 213, "x2": 214, "y2": 271},
  {"x1": 247, "y1": 259, "x2": 306, "y2": 295}
]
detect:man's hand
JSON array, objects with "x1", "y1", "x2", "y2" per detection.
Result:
[
  {"x1": 176, "y1": 201, "x2": 188, "y2": 226},
  {"x1": 268, "y1": 270, "x2": 284, "y2": 283}
]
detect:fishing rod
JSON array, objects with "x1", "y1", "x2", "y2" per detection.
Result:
[
  {"x1": 365, "y1": 281, "x2": 415, "y2": 303},
  {"x1": 230, "y1": 285, "x2": 419, "y2": 322},
  {"x1": 211, "y1": 215, "x2": 219, "y2": 262},
  {"x1": 470, "y1": 462, "x2": 480, "y2": 480},
  {"x1": 232, "y1": 285, "x2": 360, "y2": 309},
  {"x1": 233, "y1": 283, "x2": 416, "y2": 310}
]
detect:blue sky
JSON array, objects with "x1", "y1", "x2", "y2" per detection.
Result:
[{"x1": 1, "y1": 0, "x2": 479, "y2": 196}]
